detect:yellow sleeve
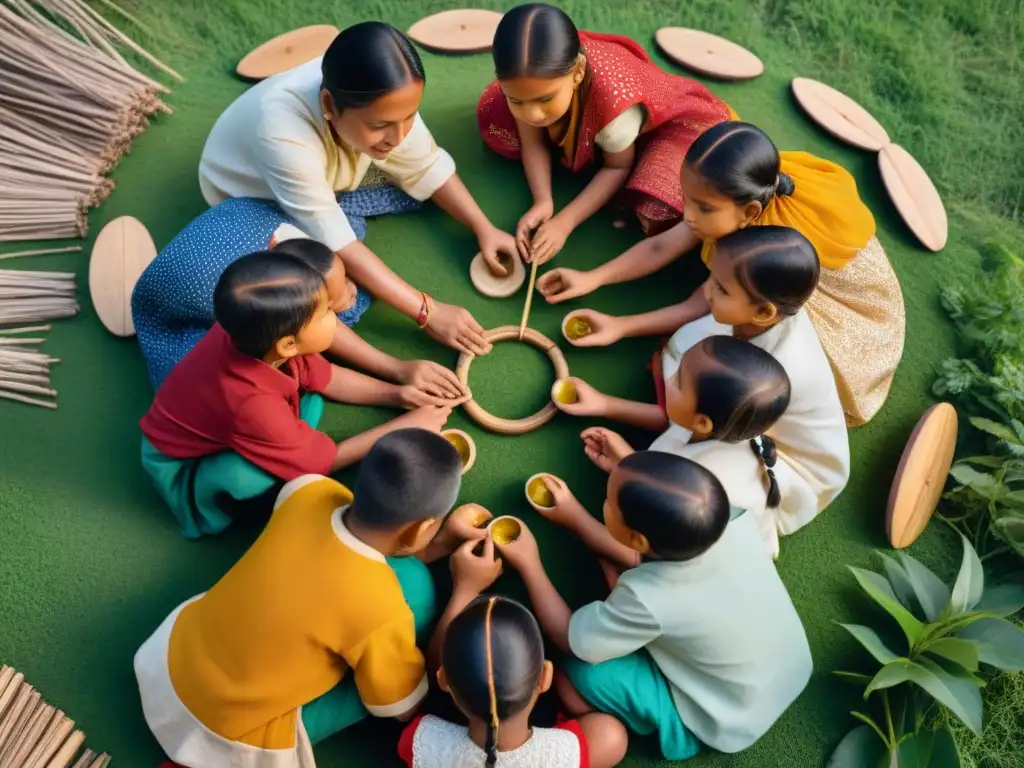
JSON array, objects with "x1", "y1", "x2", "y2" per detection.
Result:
[
  {"x1": 374, "y1": 114, "x2": 456, "y2": 201},
  {"x1": 351, "y1": 613, "x2": 428, "y2": 718}
]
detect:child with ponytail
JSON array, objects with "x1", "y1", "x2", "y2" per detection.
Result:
[
  {"x1": 476, "y1": 3, "x2": 729, "y2": 269},
  {"x1": 539, "y1": 121, "x2": 905, "y2": 426},
  {"x1": 555, "y1": 226, "x2": 850, "y2": 555}
]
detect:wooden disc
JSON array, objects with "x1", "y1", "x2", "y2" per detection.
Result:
[
  {"x1": 470, "y1": 251, "x2": 525, "y2": 298},
  {"x1": 89, "y1": 216, "x2": 156, "y2": 338},
  {"x1": 408, "y1": 9, "x2": 502, "y2": 54},
  {"x1": 655, "y1": 28, "x2": 763, "y2": 81},
  {"x1": 455, "y1": 325, "x2": 569, "y2": 435},
  {"x1": 790, "y1": 77, "x2": 890, "y2": 151},
  {"x1": 885, "y1": 403, "x2": 958, "y2": 549},
  {"x1": 879, "y1": 144, "x2": 948, "y2": 252},
  {"x1": 236, "y1": 25, "x2": 339, "y2": 81}
]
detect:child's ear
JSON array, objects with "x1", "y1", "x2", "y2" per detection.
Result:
[
  {"x1": 740, "y1": 201, "x2": 763, "y2": 226},
  {"x1": 752, "y1": 302, "x2": 778, "y2": 326},
  {"x1": 630, "y1": 530, "x2": 652, "y2": 556},
  {"x1": 537, "y1": 661, "x2": 554, "y2": 695},
  {"x1": 436, "y1": 667, "x2": 451, "y2": 693},
  {"x1": 692, "y1": 413, "x2": 714, "y2": 438},
  {"x1": 273, "y1": 335, "x2": 300, "y2": 360},
  {"x1": 320, "y1": 89, "x2": 337, "y2": 120},
  {"x1": 397, "y1": 518, "x2": 440, "y2": 555},
  {"x1": 572, "y1": 53, "x2": 587, "y2": 85}
]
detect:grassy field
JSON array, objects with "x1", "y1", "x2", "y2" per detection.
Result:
[{"x1": 1, "y1": 0, "x2": 1023, "y2": 766}]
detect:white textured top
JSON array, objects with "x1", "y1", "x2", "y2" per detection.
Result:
[
  {"x1": 405, "y1": 715, "x2": 583, "y2": 768},
  {"x1": 594, "y1": 104, "x2": 646, "y2": 153},
  {"x1": 199, "y1": 58, "x2": 456, "y2": 252}
]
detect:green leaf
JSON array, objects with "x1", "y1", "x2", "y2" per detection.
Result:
[
  {"x1": 878, "y1": 554, "x2": 921, "y2": 615},
  {"x1": 968, "y1": 416, "x2": 1021, "y2": 443},
  {"x1": 923, "y1": 638, "x2": 979, "y2": 672},
  {"x1": 849, "y1": 567, "x2": 925, "y2": 645},
  {"x1": 865, "y1": 659, "x2": 915, "y2": 695},
  {"x1": 928, "y1": 727, "x2": 962, "y2": 767},
  {"x1": 992, "y1": 517, "x2": 1024, "y2": 557},
  {"x1": 949, "y1": 537, "x2": 985, "y2": 614},
  {"x1": 834, "y1": 670, "x2": 874, "y2": 685},
  {"x1": 957, "y1": 617, "x2": 1024, "y2": 670},
  {"x1": 898, "y1": 553, "x2": 951, "y2": 622},
  {"x1": 974, "y1": 583, "x2": 1024, "y2": 617},
  {"x1": 895, "y1": 729, "x2": 934, "y2": 768},
  {"x1": 827, "y1": 725, "x2": 888, "y2": 767},
  {"x1": 915, "y1": 657, "x2": 984, "y2": 735},
  {"x1": 841, "y1": 624, "x2": 900, "y2": 665},
  {"x1": 949, "y1": 465, "x2": 1000, "y2": 496},
  {"x1": 959, "y1": 455, "x2": 1006, "y2": 468}
]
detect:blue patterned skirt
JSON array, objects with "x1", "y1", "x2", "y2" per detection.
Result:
[{"x1": 132, "y1": 186, "x2": 420, "y2": 388}]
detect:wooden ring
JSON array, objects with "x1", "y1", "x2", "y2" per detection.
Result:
[{"x1": 456, "y1": 325, "x2": 569, "y2": 435}]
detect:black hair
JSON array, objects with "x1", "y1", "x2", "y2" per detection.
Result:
[
  {"x1": 716, "y1": 225, "x2": 820, "y2": 317},
  {"x1": 492, "y1": 3, "x2": 581, "y2": 80},
  {"x1": 614, "y1": 451, "x2": 730, "y2": 561},
  {"x1": 213, "y1": 251, "x2": 326, "y2": 358},
  {"x1": 321, "y1": 22, "x2": 425, "y2": 112},
  {"x1": 750, "y1": 435, "x2": 782, "y2": 508},
  {"x1": 442, "y1": 596, "x2": 545, "y2": 767},
  {"x1": 350, "y1": 429, "x2": 462, "y2": 530},
  {"x1": 271, "y1": 238, "x2": 335, "y2": 278},
  {"x1": 685, "y1": 121, "x2": 795, "y2": 210},
  {"x1": 681, "y1": 335, "x2": 791, "y2": 442}
]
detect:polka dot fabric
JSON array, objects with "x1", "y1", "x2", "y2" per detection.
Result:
[{"x1": 132, "y1": 187, "x2": 420, "y2": 389}]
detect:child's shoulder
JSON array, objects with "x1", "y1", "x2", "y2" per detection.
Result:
[{"x1": 272, "y1": 474, "x2": 353, "y2": 517}]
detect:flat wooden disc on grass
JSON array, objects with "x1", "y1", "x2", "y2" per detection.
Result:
[
  {"x1": 89, "y1": 216, "x2": 156, "y2": 337},
  {"x1": 790, "y1": 77, "x2": 890, "y2": 151},
  {"x1": 879, "y1": 143, "x2": 949, "y2": 252},
  {"x1": 236, "y1": 25, "x2": 339, "y2": 81},
  {"x1": 470, "y1": 251, "x2": 525, "y2": 298},
  {"x1": 654, "y1": 28, "x2": 763, "y2": 81},
  {"x1": 408, "y1": 9, "x2": 502, "y2": 53},
  {"x1": 885, "y1": 403, "x2": 958, "y2": 549}
]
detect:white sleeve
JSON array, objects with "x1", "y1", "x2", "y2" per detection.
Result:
[
  {"x1": 255, "y1": 116, "x2": 358, "y2": 252},
  {"x1": 374, "y1": 113, "x2": 456, "y2": 201},
  {"x1": 568, "y1": 582, "x2": 661, "y2": 664},
  {"x1": 594, "y1": 105, "x2": 646, "y2": 154}
]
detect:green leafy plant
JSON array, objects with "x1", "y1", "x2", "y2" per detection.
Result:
[{"x1": 828, "y1": 538, "x2": 1024, "y2": 767}]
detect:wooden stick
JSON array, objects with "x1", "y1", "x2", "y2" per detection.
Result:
[
  {"x1": 0, "y1": 372, "x2": 52, "y2": 386},
  {"x1": 69, "y1": 749, "x2": 94, "y2": 768},
  {"x1": 0, "y1": 337, "x2": 45, "y2": 345},
  {"x1": 0, "y1": 390, "x2": 56, "y2": 409},
  {"x1": 0, "y1": 325, "x2": 51, "y2": 334},
  {"x1": 25, "y1": 714, "x2": 72, "y2": 768},
  {"x1": 0, "y1": 671, "x2": 21, "y2": 721},
  {"x1": 518, "y1": 260, "x2": 540, "y2": 340},
  {"x1": 0, "y1": 380, "x2": 56, "y2": 397},
  {"x1": 43, "y1": 729, "x2": 83, "y2": 768}
]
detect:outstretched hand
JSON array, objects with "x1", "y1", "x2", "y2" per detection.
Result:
[
  {"x1": 536, "y1": 268, "x2": 601, "y2": 304},
  {"x1": 581, "y1": 427, "x2": 635, "y2": 473}
]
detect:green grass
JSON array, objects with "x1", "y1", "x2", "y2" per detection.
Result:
[{"x1": 1, "y1": 0, "x2": 1023, "y2": 765}]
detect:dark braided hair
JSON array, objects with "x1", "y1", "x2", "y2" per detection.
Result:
[
  {"x1": 749, "y1": 435, "x2": 781, "y2": 507},
  {"x1": 492, "y1": 3, "x2": 581, "y2": 79},
  {"x1": 716, "y1": 226, "x2": 820, "y2": 317},
  {"x1": 321, "y1": 22, "x2": 425, "y2": 112}
]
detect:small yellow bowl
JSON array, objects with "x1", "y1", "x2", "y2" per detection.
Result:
[
  {"x1": 442, "y1": 429, "x2": 477, "y2": 474},
  {"x1": 525, "y1": 473, "x2": 557, "y2": 511},
  {"x1": 551, "y1": 377, "x2": 578, "y2": 406},
  {"x1": 561, "y1": 313, "x2": 593, "y2": 342},
  {"x1": 488, "y1": 516, "x2": 523, "y2": 546}
]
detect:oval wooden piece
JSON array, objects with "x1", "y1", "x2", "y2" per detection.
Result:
[
  {"x1": 879, "y1": 143, "x2": 948, "y2": 252},
  {"x1": 885, "y1": 403, "x2": 958, "y2": 549},
  {"x1": 470, "y1": 250, "x2": 525, "y2": 298},
  {"x1": 655, "y1": 27, "x2": 763, "y2": 81},
  {"x1": 236, "y1": 25, "x2": 339, "y2": 81},
  {"x1": 790, "y1": 77, "x2": 890, "y2": 151},
  {"x1": 89, "y1": 216, "x2": 156, "y2": 337},
  {"x1": 408, "y1": 9, "x2": 502, "y2": 54},
  {"x1": 455, "y1": 325, "x2": 569, "y2": 435}
]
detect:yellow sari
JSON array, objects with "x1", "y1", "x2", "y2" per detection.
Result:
[{"x1": 701, "y1": 151, "x2": 906, "y2": 426}]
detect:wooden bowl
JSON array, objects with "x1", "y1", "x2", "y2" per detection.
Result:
[
  {"x1": 442, "y1": 429, "x2": 477, "y2": 474},
  {"x1": 469, "y1": 251, "x2": 525, "y2": 298},
  {"x1": 525, "y1": 473, "x2": 557, "y2": 512},
  {"x1": 236, "y1": 25, "x2": 339, "y2": 81},
  {"x1": 89, "y1": 215, "x2": 157, "y2": 338},
  {"x1": 885, "y1": 403, "x2": 958, "y2": 549},
  {"x1": 654, "y1": 28, "x2": 763, "y2": 81},
  {"x1": 488, "y1": 516, "x2": 523, "y2": 545},
  {"x1": 408, "y1": 9, "x2": 502, "y2": 54},
  {"x1": 561, "y1": 313, "x2": 594, "y2": 343},
  {"x1": 551, "y1": 377, "x2": 578, "y2": 406},
  {"x1": 878, "y1": 144, "x2": 948, "y2": 252},
  {"x1": 790, "y1": 77, "x2": 890, "y2": 151}
]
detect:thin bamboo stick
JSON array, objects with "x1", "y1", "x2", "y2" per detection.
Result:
[{"x1": 0, "y1": 325, "x2": 51, "y2": 333}]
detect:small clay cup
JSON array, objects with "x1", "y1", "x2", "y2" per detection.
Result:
[
  {"x1": 441, "y1": 429, "x2": 477, "y2": 474},
  {"x1": 561, "y1": 313, "x2": 594, "y2": 343},
  {"x1": 551, "y1": 377, "x2": 579, "y2": 406},
  {"x1": 487, "y1": 516, "x2": 523, "y2": 546},
  {"x1": 525, "y1": 473, "x2": 558, "y2": 512}
]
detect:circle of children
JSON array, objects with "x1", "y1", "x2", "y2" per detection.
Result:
[{"x1": 131, "y1": 5, "x2": 906, "y2": 767}]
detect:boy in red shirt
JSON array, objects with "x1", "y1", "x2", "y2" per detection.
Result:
[{"x1": 140, "y1": 249, "x2": 462, "y2": 538}]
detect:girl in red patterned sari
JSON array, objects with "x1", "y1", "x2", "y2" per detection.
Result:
[{"x1": 476, "y1": 3, "x2": 730, "y2": 269}]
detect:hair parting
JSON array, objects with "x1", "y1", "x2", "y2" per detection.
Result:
[
  {"x1": 484, "y1": 596, "x2": 500, "y2": 768},
  {"x1": 749, "y1": 435, "x2": 781, "y2": 507},
  {"x1": 717, "y1": 226, "x2": 820, "y2": 317}
]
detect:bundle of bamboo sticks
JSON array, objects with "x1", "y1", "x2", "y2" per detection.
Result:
[
  {"x1": 0, "y1": 0, "x2": 181, "y2": 242},
  {"x1": 0, "y1": 324, "x2": 63, "y2": 409},
  {"x1": 0, "y1": 665, "x2": 109, "y2": 767}
]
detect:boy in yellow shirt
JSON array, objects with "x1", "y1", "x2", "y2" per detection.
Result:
[{"x1": 134, "y1": 428, "x2": 497, "y2": 768}]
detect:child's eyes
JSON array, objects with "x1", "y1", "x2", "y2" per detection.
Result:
[
  {"x1": 700, "y1": 205, "x2": 713, "y2": 214},
  {"x1": 538, "y1": 96, "x2": 553, "y2": 103}
]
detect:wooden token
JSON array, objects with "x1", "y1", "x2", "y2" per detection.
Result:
[
  {"x1": 441, "y1": 429, "x2": 477, "y2": 474},
  {"x1": 236, "y1": 25, "x2": 339, "y2": 81},
  {"x1": 886, "y1": 403, "x2": 958, "y2": 549},
  {"x1": 469, "y1": 251, "x2": 525, "y2": 298},
  {"x1": 408, "y1": 9, "x2": 502, "y2": 54},
  {"x1": 879, "y1": 144, "x2": 948, "y2": 252},
  {"x1": 790, "y1": 77, "x2": 890, "y2": 151},
  {"x1": 89, "y1": 216, "x2": 157, "y2": 337},
  {"x1": 655, "y1": 28, "x2": 763, "y2": 81}
]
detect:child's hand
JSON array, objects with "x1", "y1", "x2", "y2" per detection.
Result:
[
  {"x1": 478, "y1": 227, "x2": 519, "y2": 277},
  {"x1": 529, "y1": 214, "x2": 572, "y2": 265},
  {"x1": 516, "y1": 199, "x2": 554, "y2": 261},
  {"x1": 450, "y1": 537, "x2": 503, "y2": 597},
  {"x1": 582, "y1": 427, "x2": 635, "y2": 473},
  {"x1": 562, "y1": 310, "x2": 624, "y2": 348},
  {"x1": 554, "y1": 377, "x2": 607, "y2": 417},
  {"x1": 536, "y1": 268, "x2": 600, "y2": 304},
  {"x1": 494, "y1": 518, "x2": 542, "y2": 574},
  {"x1": 445, "y1": 503, "x2": 492, "y2": 543},
  {"x1": 395, "y1": 359, "x2": 468, "y2": 401},
  {"x1": 396, "y1": 384, "x2": 471, "y2": 410},
  {"x1": 536, "y1": 475, "x2": 587, "y2": 529},
  {"x1": 394, "y1": 404, "x2": 453, "y2": 434}
]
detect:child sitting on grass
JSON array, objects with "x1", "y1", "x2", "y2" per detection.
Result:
[
  {"x1": 495, "y1": 452, "x2": 812, "y2": 761},
  {"x1": 139, "y1": 249, "x2": 462, "y2": 539},
  {"x1": 556, "y1": 227, "x2": 849, "y2": 549},
  {"x1": 136, "y1": 429, "x2": 491, "y2": 768}
]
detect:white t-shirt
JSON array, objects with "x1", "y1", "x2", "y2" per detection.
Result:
[
  {"x1": 594, "y1": 104, "x2": 646, "y2": 153},
  {"x1": 199, "y1": 58, "x2": 456, "y2": 252}
]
